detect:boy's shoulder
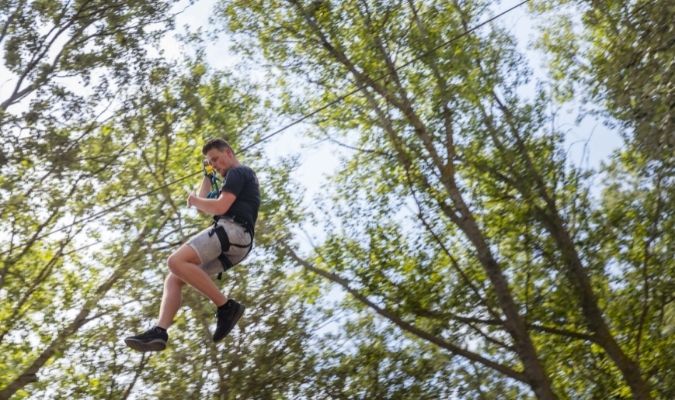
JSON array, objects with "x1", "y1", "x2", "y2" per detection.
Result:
[
  {"x1": 228, "y1": 165, "x2": 257, "y2": 182},
  {"x1": 232, "y1": 165, "x2": 255, "y2": 174}
]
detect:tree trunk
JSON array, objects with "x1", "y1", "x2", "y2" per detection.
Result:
[
  {"x1": 541, "y1": 210, "x2": 652, "y2": 400},
  {"x1": 284, "y1": 243, "x2": 528, "y2": 383}
]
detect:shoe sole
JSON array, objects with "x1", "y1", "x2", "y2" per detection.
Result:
[
  {"x1": 124, "y1": 337, "x2": 167, "y2": 352},
  {"x1": 214, "y1": 304, "x2": 246, "y2": 343}
]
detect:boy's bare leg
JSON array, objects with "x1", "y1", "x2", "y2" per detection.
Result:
[
  {"x1": 157, "y1": 273, "x2": 185, "y2": 329},
  {"x1": 167, "y1": 244, "x2": 227, "y2": 307}
]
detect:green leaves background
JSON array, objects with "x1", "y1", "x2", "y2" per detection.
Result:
[{"x1": 1, "y1": 0, "x2": 672, "y2": 399}]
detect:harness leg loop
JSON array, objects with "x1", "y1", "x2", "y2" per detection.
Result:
[{"x1": 209, "y1": 224, "x2": 233, "y2": 280}]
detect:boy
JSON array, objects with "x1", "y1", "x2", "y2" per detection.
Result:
[{"x1": 125, "y1": 138, "x2": 260, "y2": 351}]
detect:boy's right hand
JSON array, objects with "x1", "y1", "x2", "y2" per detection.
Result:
[{"x1": 203, "y1": 160, "x2": 215, "y2": 177}]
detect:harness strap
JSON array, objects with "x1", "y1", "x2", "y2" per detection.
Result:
[
  {"x1": 208, "y1": 224, "x2": 232, "y2": 280},
  {"x1": 208, "y1": 219, "x2": 254, "y2": 280},
  {"x1": 216, "y1": 255, "x2": 231, "y2": 280},
  {"x1": 214, "y1": 214, "x2": 254, "y2": 238}
]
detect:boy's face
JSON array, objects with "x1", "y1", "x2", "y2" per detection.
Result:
[{"x1": 205, "y1": 148, "x2": 233, "y2": 176}]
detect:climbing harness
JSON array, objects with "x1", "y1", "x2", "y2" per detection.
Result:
[{"x1": 208, "y1": 215, "x2": 254, "y2": 280}]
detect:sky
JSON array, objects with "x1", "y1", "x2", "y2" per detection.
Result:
[
  {"x1": 156, "y1": 0, "x2": 626, "y2": 338},
  {"x1": 0, "y1": 0, "x2": 626, "y2": 267},
  {"x1": 156, "y1": 0, "x2": 626, "y2": 283},
  {"x1": 0, "y1": 0, "x2": 624, "y2": 202},
  {"x1": 160, "y1": 0, "x2": 623, "y2": 203},
  {"x1": 0, "y1": 1, "x2": 630, "y2": 390},
  {"x1": 0, "y1": 0, "x2": 625, "y2": 273}
]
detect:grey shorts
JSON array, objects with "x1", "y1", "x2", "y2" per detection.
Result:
[{"x1": 186, "y1": 218, "x2": 253, "y2": 276}]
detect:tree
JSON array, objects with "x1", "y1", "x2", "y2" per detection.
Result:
[
  {"x1": 0, "y1": 0, "x2": 181, "y2": 124},
  {"x1": 534, "y1": 0, "x2": 674, "y2": 162},
  {"x1": 0, "y1": 52, "x2": 318, "y2": 398},
  {"x1": 220, "y1": 0, "x2": 668, "y2": 398}
]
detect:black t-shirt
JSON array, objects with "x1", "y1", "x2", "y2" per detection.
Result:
[{"x1": 220, "y1": 165, "x2": 260, "y2": 234}]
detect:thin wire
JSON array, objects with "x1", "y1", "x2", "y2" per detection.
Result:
[
  {"x1": 0, "y1": 1, "x2": 529, "y2": 257},
  {"x1": 313, "y1": 309, "x2": 348, "y2": 333},
  {"x1": 238, "y1": 0, "x2": 529, "y2": 153},
  {"x1": 0, "y1": 172, "x2": 198, "y2": 257}
]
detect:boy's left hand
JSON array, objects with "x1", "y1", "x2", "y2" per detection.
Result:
[{"x1": 187, "y1": 192, "x2": 197, "y2": 207}]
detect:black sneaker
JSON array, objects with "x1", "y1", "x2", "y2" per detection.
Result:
[
  {"x1": 213, "y1": 299, "x2": 245, "y2": 342},
  {"x1": 124, "y1": 326, "x2": 168, "y2": 352}
]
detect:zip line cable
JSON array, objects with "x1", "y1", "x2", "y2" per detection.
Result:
[
  {"x1": 0, "y1": 0, "x2": 529, "y2": 257},
  {"x1": 0, "y1": 173, "x2": 198, "y2": 257},
  {"x1": 238, "y1": 0, "x2": 529, "y2": 153}
]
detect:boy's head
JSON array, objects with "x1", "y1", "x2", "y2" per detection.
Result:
[{"x1": 202, "y1": 138, "x2": 236, "y2": 176}]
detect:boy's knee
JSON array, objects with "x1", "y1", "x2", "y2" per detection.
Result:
[
  {"x1": 167, "y1": 254, "x2": 181, "y2": 274},
  {"x1": 167, "y1": 246, "x2": 201, "y2": 274}
]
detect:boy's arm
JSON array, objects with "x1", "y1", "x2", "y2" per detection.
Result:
[
  {"x1": 189, "y1": 166, "x2": 243, "y2": 215},
  {"x1": 188, "y1": 192, "x2": 236, "y2": 215},
  {"x1": 197, "y1": 175, "x2": 213, "y2": 198}
]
